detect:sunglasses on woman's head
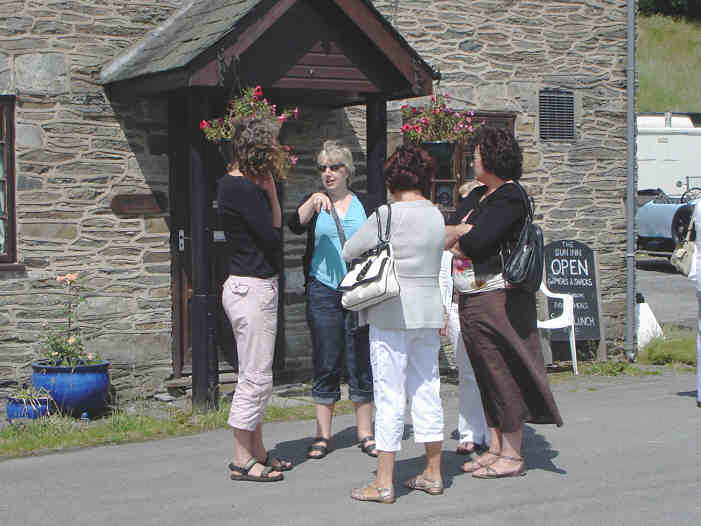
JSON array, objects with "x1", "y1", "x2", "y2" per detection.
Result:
[{"x1": 318, "y1": 163, "x2": 344, "y2": 173}]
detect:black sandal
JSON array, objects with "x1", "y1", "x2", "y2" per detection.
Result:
[
  {"x1": 307, "y1": 437, "x2": 329, "y2": 459},
  {"x1": 228, "y1": 458, "x2": 284, "y2": 482},
  {"x1": 358, "y1": 435, "x2": 378, "y2": 457}
]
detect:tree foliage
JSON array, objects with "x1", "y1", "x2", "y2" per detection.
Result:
[{"x1": 639, "y1": 0, "x2": 701, "y2": 19}]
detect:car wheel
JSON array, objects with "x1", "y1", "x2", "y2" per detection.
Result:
[{"x1": 671, "y1": 205, "x2": 694, "y2": 246}]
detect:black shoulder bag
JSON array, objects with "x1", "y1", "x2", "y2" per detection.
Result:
[{"x1": 499, "y1": 182, "x2": 544, "y2": 293}]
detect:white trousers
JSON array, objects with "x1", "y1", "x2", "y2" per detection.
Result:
[
  {"x1": 448, "y1": 302, "x2": 490, "y2": 446},
  {"x1": 696, "y1": 290, "x2": 701, "y2": 405},
  {"x1": 370, "y1": 326, "x2": 444, "y2": 452}
]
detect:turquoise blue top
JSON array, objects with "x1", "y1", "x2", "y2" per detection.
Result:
[{"x1": 310, "y1": 194, "x2": 367, "y2": 289}]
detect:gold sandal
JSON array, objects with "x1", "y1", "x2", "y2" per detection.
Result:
[
  {"x1": 403, "y1": 474, "x2": 444, "y2": 495},
  {"x1": 350, "y1": 481, "x2": 395, "y2": 504}
]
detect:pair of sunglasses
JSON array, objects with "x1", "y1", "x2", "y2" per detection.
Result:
[{"x1": 317, "y1": 163, "x2": 344, "y2": 172}]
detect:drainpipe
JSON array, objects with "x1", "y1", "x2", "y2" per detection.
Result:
[{"x1": 624, "y1": 0, "x2": 636, "y2": 360}]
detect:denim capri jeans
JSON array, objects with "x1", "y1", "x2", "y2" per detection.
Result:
[{"x1": 306, "y1": 277, "x2": 373, "y2": 404}]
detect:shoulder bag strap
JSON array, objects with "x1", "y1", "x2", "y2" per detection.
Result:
[
  {"x1": 377, "y1": 203, "x2": 392, "y2": 243},
  {"x1": 686, "y1": 214, "x2": 695, "y2": 242},
  {"x1": 328, "y1": 194, "x2": 348, "y2": 248}
]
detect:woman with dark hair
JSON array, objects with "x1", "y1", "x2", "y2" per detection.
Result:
[
  {"x1": 446, "y1": 126, "x2": 563, "y2": 479},
  {"x1": 343, "y1": 145, "x2": 446, "y2": 504},
  {"x1": 218, "y1": 118, "x2": 292, "y2": 482},
  {"x1": 287, "y1": 140, "x2": 378, "y2": 460}
]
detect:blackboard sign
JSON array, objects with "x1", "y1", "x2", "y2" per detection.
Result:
[{"x1": 544, "y1": 240, "x2": 600, "y2": 341}]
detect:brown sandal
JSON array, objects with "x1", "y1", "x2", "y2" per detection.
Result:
[
  {"x1": 229, "y1": 458, "x2": 284, "y2": 482},
  {"x1": 461, "y1": 451, "x2": 499, "y2": 473},
  {"x1": 472, "y1": 455, "x2": 527, "y2": 479}
]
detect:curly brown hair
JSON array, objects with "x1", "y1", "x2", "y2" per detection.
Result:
[
  {"x1": 383, "y1": 144, "x2": 436, "y2": 196},
  {"x1": 466, "y1": 126, "x2": 523, "y2": 181},
  {"x1": 231, "y1": 117, "x2": 288, "y2": 181}
]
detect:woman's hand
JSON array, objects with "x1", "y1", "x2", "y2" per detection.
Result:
[
  {"x1": 445, "y1": 223, "x2": 473, "y2": 249},
  {"x1": 309, "y1": 192, "x2": 331, "y2": 214},
  {"x1": 298, "y1": 192, "x2": 331, "y2": 225}
]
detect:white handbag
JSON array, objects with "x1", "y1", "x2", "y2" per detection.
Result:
[
  {"x1": 338, "y1": 205, "x2": 400, "y2": 312},
  {"x1": 671, "y1": 215, "x2": 695, "y2": 276}
]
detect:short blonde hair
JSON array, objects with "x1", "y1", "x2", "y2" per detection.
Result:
[{"x1": 316, "y1": 140, "x2": 355, "y2": 179}]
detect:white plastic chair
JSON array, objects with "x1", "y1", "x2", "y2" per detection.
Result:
[{"x1": 537, "y1": 281, "x2": 578, "y2": 375}]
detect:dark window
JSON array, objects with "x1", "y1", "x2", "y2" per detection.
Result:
[
  {"x1": 441, "y1": 112, "x2": 516, "y2": 216},
  {"x1": 0, "y1": 96, "x2": 16, "y2": 263},
  {"x1": 401, "y1": 110, "x2": 516, "y2": 216},
  {"x1": 539, "y1": 88, "x2": 575, "y2": 141}
]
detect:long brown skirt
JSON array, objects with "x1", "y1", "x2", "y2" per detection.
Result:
[{"x1": 459, "y1": 288, "x2": 563, "y2": 433}]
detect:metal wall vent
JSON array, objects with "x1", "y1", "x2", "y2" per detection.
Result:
[{"x1": 539, "y1": 88, "x2": 575, "y2": 141}]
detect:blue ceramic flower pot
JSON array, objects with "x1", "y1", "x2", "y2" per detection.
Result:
[
  {"x1": 6, "y1": 396, "x2": 51, "y2": 422},
  {"x1": 31, "y1": 360, "x2": 110, "y2": 417}
]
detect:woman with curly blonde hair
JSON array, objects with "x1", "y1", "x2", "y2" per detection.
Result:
[{"x1": 218, "y1": 118, "x2": 292, "y2": 482}]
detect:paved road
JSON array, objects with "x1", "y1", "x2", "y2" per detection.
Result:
[
  {"x1": 1, "y1": 371, "x2": 699, "y2": 526},
  {"x1": 636, "y1": 257, "x2": 697, "y2": 329}
]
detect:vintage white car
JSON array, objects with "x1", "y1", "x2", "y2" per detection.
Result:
[{"x1": 636, "y1": 188, "x2": 701, "y2": 255}]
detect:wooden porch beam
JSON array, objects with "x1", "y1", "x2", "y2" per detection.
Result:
[
  {"x1": 332, "y1": 0, "x2": 434, "y2": 95},
  {"x1": 189, "y1": 0, "x2": 299, "y2": 87},
  {"x1": 367, "y1": 96, "x2": 387, "y2": 202}
]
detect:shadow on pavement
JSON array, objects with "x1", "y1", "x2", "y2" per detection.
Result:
[
  {"x1": 272, "y1": 424, "x2": 381, "y2": 469},
  {"x1": 521, "y1": 425, "x2": 566, "y2": 475},
  {"x1": 676, "y1": 390, "x2": 698, "y2": 398},
  {"x1": 636, "y1": 258, "x2": 677, "y2": 274}
]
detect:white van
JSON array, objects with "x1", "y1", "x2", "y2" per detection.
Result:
[{"x1": 637, "y1": 113, "x2": 701, "y2": 197}]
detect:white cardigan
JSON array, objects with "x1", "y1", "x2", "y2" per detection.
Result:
[{"x1": 342, "y1": 200, "x2": 445, "y2": 330}]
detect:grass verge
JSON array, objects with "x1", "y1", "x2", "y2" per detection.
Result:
[
  {"x1": 639, "y1": 325, "x2": 696, "y2": 368},
  {"x1": 638, "y1": 15, "x2": 701, "y2": 112},
  {"x1": 0, "y1": 399, "x2": 354, "y2": 459},
  {"x1": 547, "y1": 360, "x2": 661, "y2": 384}
]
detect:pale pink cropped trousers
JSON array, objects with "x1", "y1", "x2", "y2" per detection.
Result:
[{"x1": 222, "y1": 275, "x2": 278, "y2": 431}]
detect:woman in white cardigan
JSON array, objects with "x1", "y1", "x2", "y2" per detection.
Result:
[
  {"x1": 439, "y1": 250, "x2": 490, "y2": 453},
  {"x1": 343, "y1": 145, "x2": 446, "y2": 504}
]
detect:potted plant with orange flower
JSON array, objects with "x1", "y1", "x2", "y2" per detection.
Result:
[
  {"x1": 400, "y1": 93, "x2": 479, "y2": 178},
  {"x1": 31, "y1": 273, "x2": 110, "y2": 418},
  {"x1": 200, "y1": 85, "x2": 298, "y2": 177}
]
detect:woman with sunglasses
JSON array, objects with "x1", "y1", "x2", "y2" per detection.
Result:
[{"x1": 288, "y1": 140, "x2": 380, "y2": 460}]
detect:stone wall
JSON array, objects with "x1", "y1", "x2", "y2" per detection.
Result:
[
  {"x1": 0, "y1": 0, "x2": 632, "y2": 399},
  {"x1": 0, "y1": 0, "x2": 185, "y2": 399},
  {"x1": 369, "y1": 0, "x2": 630, "y2": 347}
]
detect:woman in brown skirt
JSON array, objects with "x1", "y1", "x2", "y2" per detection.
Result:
[{"x1": 445, "y1": 126, "x2": 563, "y2": 479}]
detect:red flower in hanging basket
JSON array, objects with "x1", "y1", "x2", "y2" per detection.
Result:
[
  {"x1": 400, "y1": 93, "x2": 480, "y2": 144},
  {"x1": 199, "y1": 85, "x2": 299, "y2": 179}
]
